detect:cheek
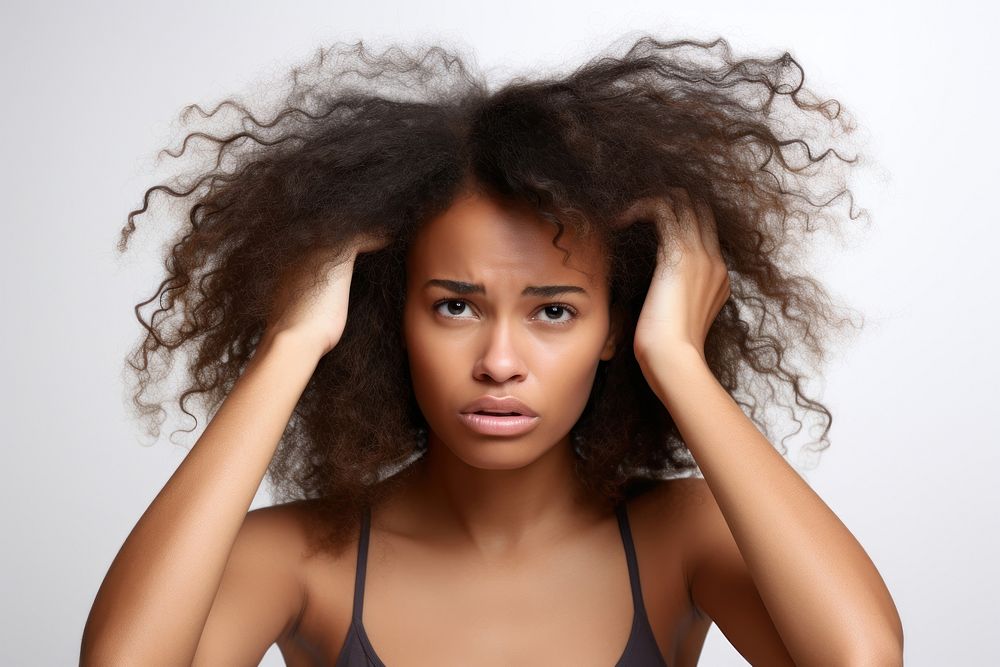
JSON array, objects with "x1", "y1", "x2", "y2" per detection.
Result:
[
  {"x1": 402, "y1": 311, "x2": 451, "y2": 406},
  {"x1": 535, "y1": 345, "x2": 602, "y2": 408}
]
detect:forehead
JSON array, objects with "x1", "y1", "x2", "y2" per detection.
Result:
[{"x1": 406, "y1": 191, "x2": 608, "y2": 288}]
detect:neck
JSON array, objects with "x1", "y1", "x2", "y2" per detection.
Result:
[{"x1": 405, "y1": 431, "x2": 606, "y2": 559}]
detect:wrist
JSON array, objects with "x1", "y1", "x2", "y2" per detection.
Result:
[
  {"x1": 635, "y1": 342, "x2": 704, "y2": 375},
  {"x1": 636, "y1": 344, "x2": 708, "y2": 399},
  {"x1": 257, "y1": 328, "x2": 331, "y2": 365}
]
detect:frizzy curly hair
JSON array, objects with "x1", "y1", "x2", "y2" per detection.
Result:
[{"x1": 116, "y1": 33, "x2": 867, "y2": 553}]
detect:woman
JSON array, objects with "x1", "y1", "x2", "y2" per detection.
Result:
[{"x1": 82, "y1": 34, "x2": 903, "y2": 665}]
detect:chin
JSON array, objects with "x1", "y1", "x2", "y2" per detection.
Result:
[{"x1": 430, "y1": 427, "x2": 568, "y2": 471}]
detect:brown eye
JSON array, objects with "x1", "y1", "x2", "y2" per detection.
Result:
[
  {"x1": 431, "y1": 299, "x2": 578, "y2": 325},
  {"x1": 535, "y1": 304, "x2": 578, "y2": 324},
  {"x1": 433, "y1": 299, "x2": 474, "y2": 318}
]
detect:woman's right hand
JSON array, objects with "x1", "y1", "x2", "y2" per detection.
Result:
[{"x1": 262, "y1": 231, "x2": 391, "y2": 358}]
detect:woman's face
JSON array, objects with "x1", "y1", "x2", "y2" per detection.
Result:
[{"x1": 402, "y1": 189, "x2": 618, "y2": 470}]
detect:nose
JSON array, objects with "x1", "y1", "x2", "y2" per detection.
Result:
[{"x1": 472, "y1": 318, "x2": 528, "y2": 384}]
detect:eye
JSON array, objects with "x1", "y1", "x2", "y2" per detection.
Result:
[
  {"x1": 431, "y1": 299, "x2": 578, "y2": 325},
  {"x1": 434, "y1": 299, "x2": 475, "y2": 318},
  {"x1": 535, "y1": 304, "x2": 577, "y2": 324}
]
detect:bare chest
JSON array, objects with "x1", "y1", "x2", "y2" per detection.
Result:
[{"x1": 279, "y1": 502, "x2": 709, "y2": 666}]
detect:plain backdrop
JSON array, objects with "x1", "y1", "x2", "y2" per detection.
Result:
[{"x1": 2, "y1": 0, "x2": 997, "y2": 664}]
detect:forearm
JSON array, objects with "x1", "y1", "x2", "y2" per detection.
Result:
[
  {"x1": 81, "y1": 331, "x2": 322, "y2": 665},
  {"x1": 639, "y1": 346, "x2": 903, "y2": 664}
]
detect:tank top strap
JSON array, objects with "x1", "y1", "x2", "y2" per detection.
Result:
[
  {"x1": 351, "y1": 505, "x2": 372, "y2": 619},
  {"x1": 614, "y1": 501, "x2": 649, "y2": 614}
]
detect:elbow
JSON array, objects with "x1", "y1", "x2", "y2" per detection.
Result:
[
  {"x1": 79, "y1": 637, "x2": 108, "y2": 667},
  {"x1": 80, "y1": 631, "x2": 117, "y2": 667},
  {"x1": 80, "y1": 641, "x2": 144, "y2": 667},
  {"x1": 841, "y1": 635, "x2": 904, "y2": 667},
  {"x1": 80, "y1": 623, "x2": 131, "y2": 667},
  {"x1": 844, "y1": 599, "x2": 904, "y2": 666},
  {"x1": 79, "y1": 622, "x2": 102, "y2": 666}
]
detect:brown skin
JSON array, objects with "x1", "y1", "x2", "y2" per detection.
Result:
[
  {"x1": 279, "y1": 189, "x2": 724, "y2": 665},
  {"x1": 282, "y1": 468, "x2": 713, "y2": 666},
  {"x1": 397, "y1": 189, "x2": 619, "y2": 551},
  {"x1": 100, "y1": 46, "x2": 885, "y2": 659},
  {"x1": 628, "y1": 188, "x2": 903, "y2": 664},
  {"x1": 83, "y1": 184, "x2": 901, "y2": 665},
  {"x1": 281, "y1": 187, "x2": 901, "y2": 665}
]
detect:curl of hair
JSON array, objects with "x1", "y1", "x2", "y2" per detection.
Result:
[{"x1": 117, "y1": 34, "x2": 867, "y2": 554}]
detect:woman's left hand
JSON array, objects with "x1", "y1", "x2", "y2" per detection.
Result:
[{"x1": 613, "y1": 187, "x2": 731, "y2": 369}]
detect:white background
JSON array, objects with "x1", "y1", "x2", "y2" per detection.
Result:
[{"x1": 2, "y1": 0, "x2": 997, "y2": 664}]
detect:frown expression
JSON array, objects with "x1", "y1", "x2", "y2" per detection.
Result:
[{"x1": 402, "y1": 189, "x2": 618, "y2": 470}]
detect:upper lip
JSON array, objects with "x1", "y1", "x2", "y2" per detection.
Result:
[{"x1": 460, "y1": 395, "x2": 538, "y2": 417}]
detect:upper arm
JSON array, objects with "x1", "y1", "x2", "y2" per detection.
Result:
[
  {"x1": 678, "y1": 477, "x2": 796, "y2": 666},
  {"x1": 190, "y1": 503, "x2": 308, "y2": 667}
]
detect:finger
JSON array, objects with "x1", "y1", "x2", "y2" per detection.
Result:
[
  {"x1": 612, "y1": 196, "x2": 673, "y2": 230},
  {"x1": 354, "y1": 231, "x2": 393, "y2": 255},
  {"x1": 664, "y1": 187, "x2": 704, "y2": 253},
  {"x1": 692, "y1": 198, "x2": 724, "y2": 261},
  {"x1": 641, "y1": 195, "x2": 689, "y2": 266}
]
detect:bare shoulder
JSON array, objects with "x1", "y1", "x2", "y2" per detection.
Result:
[
  {"x1": 625, "y1": 475, "x2": 719, "y2": 544},
  {"x1": 632, "y1": 476, "x2": 796, "y2": 665},
  {"x1": 189, "y1": 500, "x2": 318, "y2": 666},
  {"x1": 253, "y1": 499, "x2": 366, "y2": 661},
  {"x1": 628, "y1": 475, "x2": 714, "y2": 518},
  {"x1": 226, "y1": 500, "x2": 318, "y2": 624},
  {"x1": 640, "y1": 475, "x2": 739, "y2": 562},
  {"x1": 627, "y1": 475, "x2": 744, "y2": 601},
  {"x1": 246, "y1": 498, "x2": 318, "y2": 543},
  {"x1": 228, "y1": 499, "x2": 340, "y2": 630},
  {"x1": 614, "y1": 476, "x2": 720, "y2": 663},
  {"x1": 241, "y1": 499, "x2": 329, "y2": 596},
  {"x1": 628, "y1": 475, "x2": 731, "y2": 582}
]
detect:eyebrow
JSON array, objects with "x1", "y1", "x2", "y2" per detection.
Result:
[{"x1": 423, "y1": 278, "x2": 589, "y2": 299}]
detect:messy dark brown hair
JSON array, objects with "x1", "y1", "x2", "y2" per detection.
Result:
[{"x1": 117, "y1": 34, "x2": 866, "y2": 553}]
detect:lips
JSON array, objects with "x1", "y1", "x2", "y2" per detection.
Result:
[
  {"x1": 458, "y1": 412, "x2": 539, "y2": 436},
  {"x1": 460, "y1": 395, "x2": 538, "y2": 418}
]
